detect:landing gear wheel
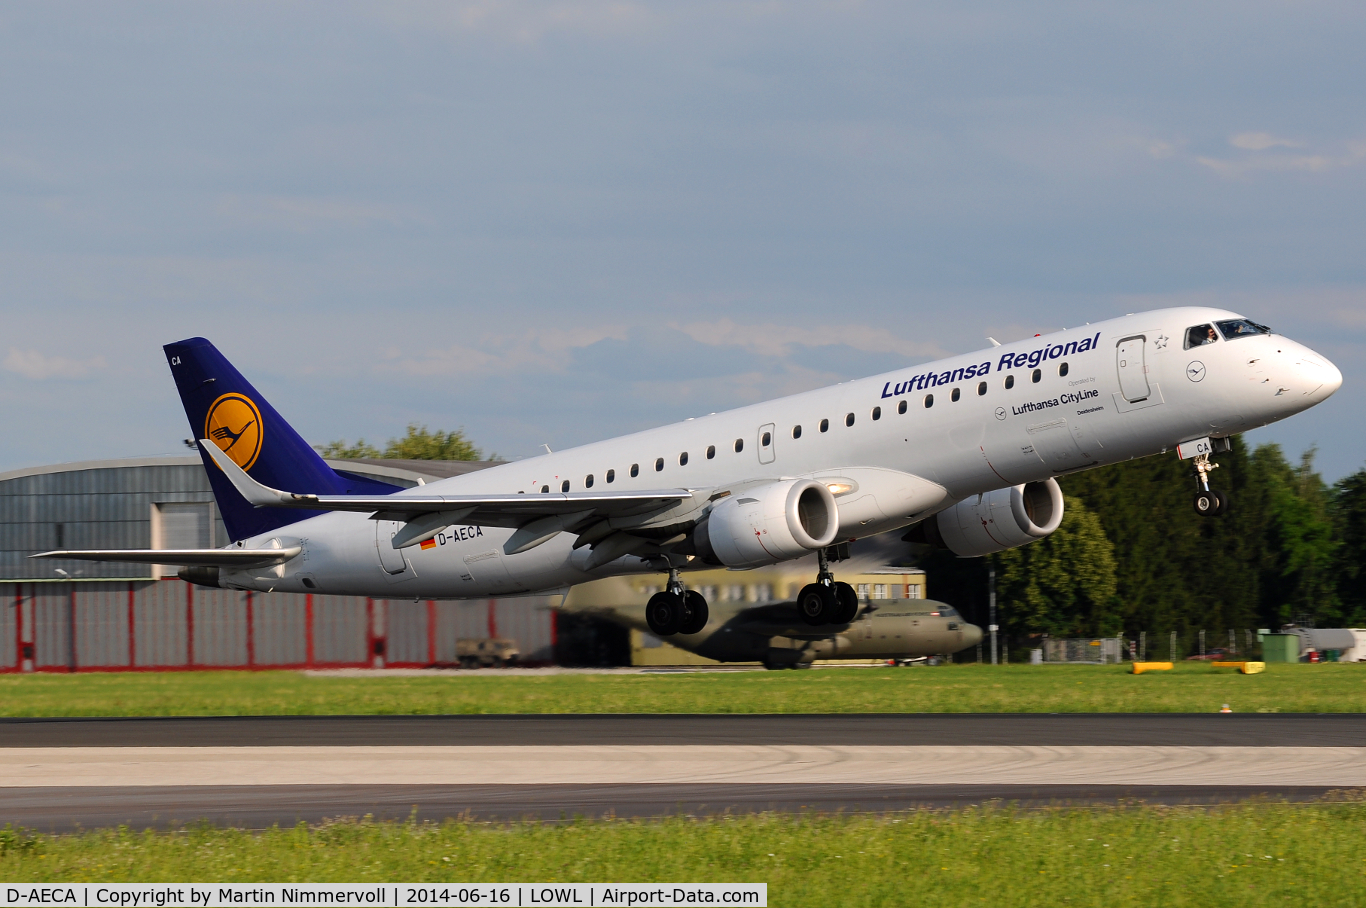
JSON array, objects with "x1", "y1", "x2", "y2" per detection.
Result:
[
  {"x1": 678, "y1": 590, "x2": 709, "y2": 635},
  {"x1": 797, "y1": 583, "x2": 836, "y2": 626},
  {"x1": 1194, "y1": 490, "x2": 1218, "y2": 517},
  {"x1": 646, "y1": 591, "x2": 685, "y2": 636},
  {"x1": 831, "y1": 581, "x2": 859, "y2": 624},
  {"x1": 1212, "y1": 489, "x2": 1229, "y2": 517}
]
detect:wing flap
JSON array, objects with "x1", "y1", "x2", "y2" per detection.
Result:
[{"x1": 31, "y1": 547, "x2": 303, "y2": 567}]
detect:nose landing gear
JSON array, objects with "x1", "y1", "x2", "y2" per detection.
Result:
[
  {"x1": 1191, "y1": 452, "x2": 1228, "y2": 517},
  {"x1": 797, "y1": 546, "x2": 859, "y2": 626},
  {"x1": 646, "y1": 566, "x2": 709, "y2": 637}
]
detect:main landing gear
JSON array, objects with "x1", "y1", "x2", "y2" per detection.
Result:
[
  {"x1": 796, "y1": 547, "x2": 859, "y2": 626},
  {"x1": 1191, "y1": 452, "x2": 1229, "y2": 517},
  {"x1": 646, "y1": 566, "x2": 709, "y2": 637}
]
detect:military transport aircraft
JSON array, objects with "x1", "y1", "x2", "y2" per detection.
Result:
[
  {"x1": 562, "y1": 577, "x2": 984, "y2": 670},
  {"x1": 37, "y1": 309, "x2": 1341, "y2": 643}
]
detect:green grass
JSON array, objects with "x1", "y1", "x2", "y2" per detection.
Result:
[
  {"x1": 1, "y1": 663, "x2": 1364, "y2": 716},
  {"x1": 4, "y1": 801, "x2": 1366, "y2": 905}
]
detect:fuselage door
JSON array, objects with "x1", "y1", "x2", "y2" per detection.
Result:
[
  {"x1": 757, "y1": 423, "x2": 776, "y2": 465},
  {"x1": 375, "y1": 520, "x2": 409, "y2": 575},
  {"x1": 1116, "y1": 335, "x2": 1151, "y2": 402}
]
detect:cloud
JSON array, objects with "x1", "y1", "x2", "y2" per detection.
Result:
[
  {"x1": 376, "y1": 325, "x2": 630, "y2": 378},
  {"x1": 671, "y1": 318, "x2": 947, "y2": 360},
  {"x1": 1229, "y1": 132, "x2": 1304, "y2": 151},
  {"x1": 368, "y1": 0, "x2": 662, "y2": 44},
  {"x1": 215, "y1": 195, "x2": 426, "y2": 233},
  {"x1": 1197, "y1": 136, "x2": 1366, "y2": 178},
  {"x1": 3, "y1": 349, "x2": 107, "y2": 380}
]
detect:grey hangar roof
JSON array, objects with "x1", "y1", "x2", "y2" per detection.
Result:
[{"x1": 0, "y1": 456, "x2": 502, "y2": 582}]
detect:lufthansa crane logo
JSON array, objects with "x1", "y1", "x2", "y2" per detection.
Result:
[{"x1": 204, "y1": 393, "x2": 263, "y2": 470}]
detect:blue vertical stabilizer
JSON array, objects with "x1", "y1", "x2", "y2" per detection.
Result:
[{"x1": 164, "y1": 337, "x2": 402, "y2": 541}]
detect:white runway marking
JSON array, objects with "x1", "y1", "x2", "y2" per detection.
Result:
[{"x1": 3, "y1": 745, "x2": 1364, "y2": 787}]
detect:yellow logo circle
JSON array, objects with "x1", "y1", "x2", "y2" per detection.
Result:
[{"x1": 204, "y1": 393, "x2": 263, "y2": 471}]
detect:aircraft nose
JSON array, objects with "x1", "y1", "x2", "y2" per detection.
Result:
[
  {"x1": 961, "y1": 623, "x2": 984, "y2": 648},
  {"x1": 1298, "y1": 346, "x2": 1343, "y2": 401}
]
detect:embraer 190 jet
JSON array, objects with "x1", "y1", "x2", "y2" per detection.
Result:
[{"x1": 38, "y1": 309, "x2": 1341, "y2": 639}]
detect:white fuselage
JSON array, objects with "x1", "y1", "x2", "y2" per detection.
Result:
[{"x1": 221, "y1": 307, "x2": 1341, "y2": 598}]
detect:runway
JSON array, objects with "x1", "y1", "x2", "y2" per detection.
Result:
[{"x1": 3, "y1": 715, "x2": 1363, "y2": 831}]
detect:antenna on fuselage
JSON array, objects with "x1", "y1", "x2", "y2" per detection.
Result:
[{"x1": 986, "y1": 337, "x2": 1002, "y2": 347}]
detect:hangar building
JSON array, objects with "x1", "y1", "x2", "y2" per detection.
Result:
[{"x1": 0, "y1": 455, "x2": 557, "y2": 672}]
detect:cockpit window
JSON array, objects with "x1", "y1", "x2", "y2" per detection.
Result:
[
  {"x1": 1185, "y1": 324, "x2": 1219, "y2": 349},
  {"x1": 1216, "y1": 318, "x2": 1272, "y2": 340}
]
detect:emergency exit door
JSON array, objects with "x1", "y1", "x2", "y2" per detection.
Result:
[{"x1": 1116, "y1": 336, "x2": 1151, "y2": 402}]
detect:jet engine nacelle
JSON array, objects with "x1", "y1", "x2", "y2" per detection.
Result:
[
  {"x1": 931, "y1": 478, "x2": 1065, "y2": 558},
  {"x1": 698, "y1": 478, "x2": 840, "y2": 569}
]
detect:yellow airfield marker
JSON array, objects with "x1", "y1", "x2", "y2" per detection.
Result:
[
  {"x1": 1130, "y1": 662, "x2": 1173, "y2": 674},
  {"x1": 1212, "y1": 661, "x2": 1266, "y2": 674}
]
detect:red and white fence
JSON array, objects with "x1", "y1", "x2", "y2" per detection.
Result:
[{"x1": 1, "y1": 580, "x2": 556, "y2": 672}]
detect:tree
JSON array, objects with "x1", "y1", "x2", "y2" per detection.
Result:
[
  {"x1": 315, "y1": 438, "x2": 382, "y2": 459},
  {"x1": 994, "y1": 495, "x2": 1119, "y2": 637},
  {"x1": 317, "y1": 424, "x2": 486, "y2": 461},
  {"x1": 1331, "y1": 467, "x2": 1366, "y2": 625}
]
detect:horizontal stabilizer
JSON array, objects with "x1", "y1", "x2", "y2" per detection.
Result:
[
  {"x1": 200, "y1": 439, "x2": 693, "y2": 526},
  {"x1": 32, "y1": 547, "x2": 302, "y2": 567}
]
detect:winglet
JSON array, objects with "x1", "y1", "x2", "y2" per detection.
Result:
[{"x1": 200, "y1": 439, "x2": 317, "y2": 509}]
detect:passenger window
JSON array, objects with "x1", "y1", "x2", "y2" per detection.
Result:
[
  {"x1": 655, "y1": 457, "x2": 664, "y2": 471},
  {"x1": 761, "y1": 431, "x2": 771, "y2": 447},
  {"x1": 706, "y1": 445, "x2": 715, "y2": 459},
  {"x1": 541, "y1": 485, "x2": 549, "y2": 493},
  {"x1": 561, "y1": 480, "x2": 570, "y2": 492},
  {"x1": 585, "y1": 474, "x2": 594, "y2": 488},
  {"x1": 679, "y1": 452, "x2": 688, "y2": 466},
  {"x1": 1004, "y1": 374, "x2": 1015, "y2": 389},
  {"x1": 792, "y1": 425, "x2": 802, "y2": 439},
  {"x1": 897, "y1": 400, "x2": 907, "y2": 415},
  {"x1": 950, "y1": 387, "x2": 961, "y2": 402},
  {"x1": 871, "y1": 406, "x2": 881, "y2": 421},
  {"x1": 630, "y1": 464, "x2": 639, "y2": 478},
  {"x1": 924, "y1": 394, "x2": 934, "y2": 408},
  {"x1": 1059, "y1": 362, "x2": 1069, "y2": 377},
  {"x1": 820, "y1": 418, "x2": 829, "y2": 433},
  {"x1": 734, "y1": 438, "x2": 744, "y2": 453},
  {"x1": 845, "y1": 413, "x2": 855, "y2": 427},
  {"x1": 977, "y1": 381, "x2": 987, "y2": 395},
  {"x1": 1186, "y1": 324, "x2": 1219, "y2": 349},
  {"x1": 606, "y1": 469, "x2": 615, "y2": 484},
  {"x1": 1031, "y1": 369, "x2": 1041, "y2": 383}
]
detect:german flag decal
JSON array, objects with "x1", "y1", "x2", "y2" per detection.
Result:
[{"x1": 420, "y1": 538, "x2": 437, "y2": 551}]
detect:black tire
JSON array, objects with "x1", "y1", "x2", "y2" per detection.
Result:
[
  {"x1": 831, "y1": 581, "x2": 859, "y2": 624},
  {"x1": 646, "y1": 590, "x2": 685, "y2": 636},
  {"x1": 797, "y1": 583, "x2": 836, "y2": 625},
  {"x1": 678, "y1": 590, "x2": 709, "y2": 635},
  {"x1": 1212, "y1": 489, "x2": 1229, "y2": 516},
  {"x1": 1193, "y1": 491, "x2": 1217, "y2": 516}
]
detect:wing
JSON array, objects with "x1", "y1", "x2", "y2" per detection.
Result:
[
  {"x1": 201, "y1": 439, "x2": 690, "y2": 520},
  {"x1": 31, "y1": 547, "x2": 302, "y2": 567},
  {"x1": 200, "y1": 440, "x2": 701, "y2": 554}
]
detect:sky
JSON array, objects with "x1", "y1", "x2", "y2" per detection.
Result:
[{"x1": 1, "y1": 1, "x2": 1364, "y2": 481}]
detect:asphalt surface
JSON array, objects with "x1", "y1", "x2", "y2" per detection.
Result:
[
  {"x1": 5, "y1": 713, "x2": 1365, "y2": 747},
  {"x1": 4, "y1": 715, "x2": 1363, "y2": 830},
  {"x1": 4, "y1": 784, "x2": 1349, "y2": 833}
]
